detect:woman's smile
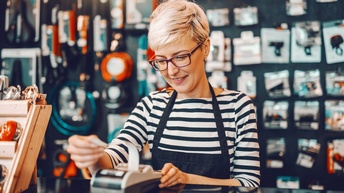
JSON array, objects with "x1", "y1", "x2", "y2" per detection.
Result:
[{"x1": 170, "y1": 75, "x2": 188, "y2": 85}]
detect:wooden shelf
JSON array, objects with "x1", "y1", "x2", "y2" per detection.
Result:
[{"x1": 0, "y1": 101, "x2": 52, "y2": 193}]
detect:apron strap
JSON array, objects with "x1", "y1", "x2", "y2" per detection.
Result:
[
  {"x1": 209, "y1": 83, "x2": 229, "y2": 155},
  {"x1": 152, "y1": 90, "x2": 177, "y2": 153}
]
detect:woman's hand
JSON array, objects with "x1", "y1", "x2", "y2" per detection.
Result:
[
  {"x1": 159, "y1": 163, "x2": 188, "y2": 188},
  {"x1": 66, "y1": 134, "x2": 105, "y2": 169}
]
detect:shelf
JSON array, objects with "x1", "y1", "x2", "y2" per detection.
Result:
[{"x1": 0, "y1": 101, "x2": 51, "y2": 193}]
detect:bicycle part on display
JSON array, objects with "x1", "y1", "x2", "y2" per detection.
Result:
[
  {"x1": 53, "y1": 148, "x2": 76, "y2": 178},
  {"x1": 93, "y1": 0, "x2": 109, "y2": 52},
  {"x1": 9, "y1": 60, "x2": 26, "y2": 89},
  {"x1": 295, "y1": 21, "x2": 321, "y2": 56},
  {"x1": 0, "y1": 76, "x2": 9, "y2": 100},
  {"x1": 5, "y1": 0, "x2": 35, "y2": 46},
  {"x1": 92, "y1": 0, "x2": 108, "y2": 71},
  {"x1": 0, "y1": 165, "x2": 8, "y2": 185},
  {"x1": 2, "y1": 85, "x2": 21, "y2": 100},
  {"x1": 331, "y1": 34, "x2": 343, "y2": 55},
  {"x1": 100, "y1": 52, "x2": 133, "y2": 83},
  {"x1": 269, "y1": 41, "x2": 284, "y2": 56},
  {"x1": 49, "y1": 81, "x2": 96, "y2": 136},
  {"x1": 102, "y1": 83, "x2": 127, "y2": 109},
  {"x1": 0, "y1": 120, "x2": 22, "y2": 141}
]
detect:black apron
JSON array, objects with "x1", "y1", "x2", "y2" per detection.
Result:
[{"x1": 151, "y1": 84, "x2": 231, "y2": 179}]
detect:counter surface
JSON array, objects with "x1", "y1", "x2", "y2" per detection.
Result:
[{"x1": 20, "y1": 178, "x2": 344, "y2": 193}]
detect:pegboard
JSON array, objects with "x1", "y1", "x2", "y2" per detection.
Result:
[{"x1": 193, "y1": 0, "x2": 344, "y2": 190}]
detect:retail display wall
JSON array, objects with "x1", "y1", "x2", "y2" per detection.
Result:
[{"x1": 0, "y1": 0, "x2": 344, "y2": 190}]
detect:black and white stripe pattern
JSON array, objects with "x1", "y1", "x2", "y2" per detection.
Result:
[{"x1": 105, "y1": 89, "x2": 260, "y2": 187}]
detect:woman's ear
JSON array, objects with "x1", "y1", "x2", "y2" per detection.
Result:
[{"x1": 203, "y1": 38, "x2": 211, "y2": 59}]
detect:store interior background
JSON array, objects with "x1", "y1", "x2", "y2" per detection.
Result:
[{"x1": 0, "y1": 0, "x2": 344, "y2": 190}]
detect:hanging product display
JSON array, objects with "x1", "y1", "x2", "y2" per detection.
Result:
[
  {"x1": 125, "y1": 0, "x2": 156, "y2": 29},
  {"x1": 293, "y1": 69, "x2": 323, "y2": 98},
  {"x1": 93, "y1": 0, "x2": 109, "y2": 71},
  {"x1": 76, "y1": 15, "x2": 90, "y2": 55},
  {"x1": 208, "y1": 71, "x2": 227, "y2": 89},
  {"x1": 58, "y1": 0, "x2": 79, "y2": 68},
  {"x1": 100, "y1": 52, "x2": 133, "y2": 83},
  {"x1": 261, "y1": 24, "x2": 290, "y2": 63},
  {"x1": 0, "y1": 76, "x2": 9, "y2": 100},
  {"x1": 40, "y1": 1, "x2": 65, "y2": 88},
  {"x1": 101, "y1": 83, "x2": 128, "y2": 109},
  {"x1": 40, "y1": 0, "x2": 53, "y2": 79},
  {"x1": 58, "y1": 0, "x2": 76, "y2": 47},
  {"x1": 48, "y1": 81, "x2": 97, "y2": 136},
  {"x1": 263, "y1": 100, "x2": 289, "y2": 129},
  {"x1": 206, "y1": 31, "x2": 231, "y2": 88},
  {"x1": 286, "y1": 0, "x2": 307, "y2": 16},
  {"x1": 110, "y1": 0, "x2": 124, "y2": 29},
  {"x1": 206, "y1": 8, "x2": 230, "y2": 27},
  {"x1": 233, "y1": 6, "x2": 258, "y2": 26},
  {"x1": 291, "y1": 21, "x2": 322, "y2": 63},
  {"x1": 264, "y1": 70, "x2": 291, "y2": 98},
  {"x1": 237, "y1": 71, "x2": 256, "y2": 98},
  {"x1": 276, "y1": 176, "x2": 300, "y2": 189},
  {"x1": 1, "y1": 48, "x2": 42, "y2": 91},
  {"x1": 5, "y1": 0, "x2": 40, "y2": 46},
  {"x1": 233, "y1": 31, "x2": 261, "y2": 65},
  {"x1": 93, "y1": 15, "x2": 108, "y2": 55},
  {"x1": 296, "y1": 139, "x2": 321, "y2": 169},
  {"x1": 325, "y1": 100, "x2": 344, "y2": 131},
  {"x1": 52, "y1": 141, "x2": 77, "y2": 178},
  {"x1": 322, "y1": 19, "x2": 344, "y2": 64},
  {"x1": 206, "y1": 31, "x2": 228, "y2": 72},
  {"x1": 137, "y1": 34, "x2": 150, "y2": 98},
  {"x1": 327, "y1": 139, "x2": 344, "y2": 174},
  {"x1": 100, "y1": 37, "x2": 133, "y2": 109},
  {"x1": 326, "y1": 70, "x2": 344, "y2": 96},
  {"x1": 266, "y1": 138, "x2": 285, "y2": 168},
  {"x1": 294, "y1": 101, "x2": 319, "y2": 130}
]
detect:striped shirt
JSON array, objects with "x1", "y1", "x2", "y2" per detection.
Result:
[{"x1": 106, "y1": 89, "x2": 260, "y2": 187}]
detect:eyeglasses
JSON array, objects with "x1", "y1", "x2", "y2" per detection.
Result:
[{"x1": 148, "y1": 41, "x2": 204, "y2": 71}]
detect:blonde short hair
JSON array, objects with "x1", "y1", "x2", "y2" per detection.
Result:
[{"x1": 148, "y1": 0, "x2": 210, "y2": 51}]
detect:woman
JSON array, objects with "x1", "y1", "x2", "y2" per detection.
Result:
[{"x1": 67, "y1": 0, "x2": 260, "y2": 188}]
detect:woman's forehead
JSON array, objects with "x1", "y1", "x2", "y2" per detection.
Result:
[{"x1": 154, "y1": 39, "x2": 196, "y2": 56}]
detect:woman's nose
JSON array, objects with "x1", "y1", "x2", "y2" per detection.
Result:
[{"x1": 167, "y1": 61, "x2": 179, "y2": 75}]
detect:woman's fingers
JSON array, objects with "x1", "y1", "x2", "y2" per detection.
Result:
[
  {"x1": 68, "y1": 135, "x2": 98, "y2": 148},
  {"x1": 159, "y1": 163, "x2": 186, "y2": 188},
  {"x1": 67, "y1": 142, "x2": 103, "y2": 155},
  {"x1": 66, "y1": 135, "x2": 105, "y2": 169},
  {"x1": 68, "y1": 151, "x2": 103, "y2": 169}
]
